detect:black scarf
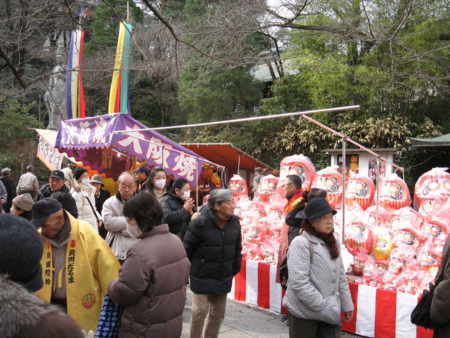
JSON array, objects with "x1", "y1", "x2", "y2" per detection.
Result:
[{"x1": 303, "y1": 221, "x2": 339, "y2": 260}]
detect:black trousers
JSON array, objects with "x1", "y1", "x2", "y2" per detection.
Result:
[{"x1": 289, "y1": 313, "x2": 340, "y2": 338}]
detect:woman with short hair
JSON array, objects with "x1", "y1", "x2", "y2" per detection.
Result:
[
  {"x1": 108, "y1": 192, "x2": 190, "y2": 338},
  {"x1": 283, "y1": 197, "x2": 353, "y2": 338}
]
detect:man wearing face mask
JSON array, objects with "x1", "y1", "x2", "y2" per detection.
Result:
[
  {"x1": 70, "y1": 167, "x2": 101, "y2": 233},
  {"x1": 102, "y1": 172, "x2": 139, "y2": 262},
  {"x1": 184, "y1": 189, "x2": 242, "y2": 338},
  {"x1": 160, "y1": 177, "x2": 194, "y2": 239},
  {"x1": 32, "y1": 198, "x2": 120, "y2": 332}
]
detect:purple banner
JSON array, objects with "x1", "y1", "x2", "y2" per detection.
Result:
[{"x1": 55, "y1": 113, "x2": 207, "y2": 183}]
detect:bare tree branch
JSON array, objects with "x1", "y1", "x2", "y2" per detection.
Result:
[
  {"x1": 0, "y1": 45, "x2": 27, "y2": 89},
  {"x1": 140, "y1": 0, "x2": 239, "y2": 66}
]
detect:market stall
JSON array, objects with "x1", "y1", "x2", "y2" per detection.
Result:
[
  {"x1": 181, "y1": 142, "x2": 273, "y2": 182},
  {"x1": 228, "y1": 152, "x2": 448, "y2": 337},
  {"x1": 54, "y1": 113, "x2": 220, "y2": 184}
]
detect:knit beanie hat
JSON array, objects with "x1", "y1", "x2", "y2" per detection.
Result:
[
  {"x1": 208, "y1": 189, "x2": 233, "y2": 209},
  {"x1": 73, "y1": 167, "x2": 87, "y2": 181},
  {"x1": 12, "y1": 193, "x2": 34, "y2": 212},
  {"x1": 0, "y1": 214, "x2": 43, "y2": 292}
]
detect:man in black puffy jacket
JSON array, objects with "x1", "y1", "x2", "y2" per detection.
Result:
[{"x1": 184, "y1": 189, "x2": 242, "y2": 338}]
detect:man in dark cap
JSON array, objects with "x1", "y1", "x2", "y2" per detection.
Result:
[
  {"x1": 38, "y1": 170, "x2": 78, "y2": 217},
  {"x1": 0, "y1": 214, "x2": 84, "y2": 338},
  {"x1": 32, "y1": 198, "x2": 120, "y2": 332},
  {"x1": 134, "y1": 165, "x2": 150, "y2": 192},
  {"x1": 184, "y1": 189, "x2": 242, "y2": 338}
]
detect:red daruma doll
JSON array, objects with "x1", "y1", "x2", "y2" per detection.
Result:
[
  {"x1": 418, "y1": 191, "x2": 448, "y2": 217},
  {"x1": 415, "y1": 167, "x2": 450, "y2": 207},
  {"x1": 344, "y1": 221, "x2": 375, "y2": 256},
  {"x1": 312, "y1": 167, "x2": 343, "y2": 209},
  {"x1": 229, "y1": 174, "x2": 248, "y2": 202},
  {"x1": 390, "y1": 207, "x2": 423, "y2": 232},
  {"x1": 277, "y1": 154, "x2": 316, "y2": 196},
  {"x1": 378, "y1": 174, "x2": 411, "y2": 210},
  {"x1": 345, "y1": 173, "x2": 375, "y2": 210},
  {"x1": 257, "y1": 174, "x2": 279, "y2": 203},
  {"x1": 392, "y1": 227, "x2": 423, "y2": 261}
]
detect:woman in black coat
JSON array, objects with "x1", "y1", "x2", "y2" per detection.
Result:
[{"x1": 160, "y1": 178, "x2": 194, "y2": 238}]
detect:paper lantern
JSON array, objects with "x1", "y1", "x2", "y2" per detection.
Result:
[
  {"x1": 344, "y1": 221, "x2": 374, "y2": 256},
  {"x1": 415, "y1": 168, "x2": 450, "y2": 207},
  {"x1": 229, "y1": 174, "x2": 248, "y2": 199},
  {"x1": 312, "y1": 167, "x2": 343, "y2": 208},
  {"x1": 345, "y1": 173, "x2": 375, "y2": 210},
  {"x1": 278, "y1": 154, "x2": 316, "y2": 195},
  {"x1": 390, "y1": 207, "x2": 424, "y2": 232},
  {"x1": 378, "y1": 174, "x2": 411, "y2": 210}
]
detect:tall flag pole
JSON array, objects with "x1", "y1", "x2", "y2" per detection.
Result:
[
  {"x1": 108, "y1": 20, "x2": 133, "y2": 114},
  {"x1": 66, "y1": 10, "x2": 87, "y2": 119}
]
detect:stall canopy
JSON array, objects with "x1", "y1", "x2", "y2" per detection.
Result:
[
  {"x1": 410, "y1": 133, "x2": 450, "y2": 148},
  {"x1": 55, "y1": 113, "x2": 217, "y2": 183},
  {"x1": 182, "y1": 143, "x2": 272, "y2": 180}
]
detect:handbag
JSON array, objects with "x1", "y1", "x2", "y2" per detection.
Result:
[{"x1": 95, "y1": 295, "x2": 123, "y2": 338}]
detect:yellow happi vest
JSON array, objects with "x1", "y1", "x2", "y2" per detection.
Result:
[{"x1": 36, "y1": 213, "x2": 120, "y2": 331}]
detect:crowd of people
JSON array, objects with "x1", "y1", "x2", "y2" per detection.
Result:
[{"x1": 0, "y1": 164, "x2": 449, "y2": 338}]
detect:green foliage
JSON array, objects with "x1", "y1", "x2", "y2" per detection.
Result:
[
  {"x1": 85, "y1": 0, "x2": 143, "y2": 53},
  {"x1": 179, "y1": 65, "x2": 264, "y2": 123},
  {"x1": 0, "y1": 97, "x2": 43, "y2": 171}
]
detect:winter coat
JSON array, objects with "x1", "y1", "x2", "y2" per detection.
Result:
[
  {"x1": 38, "y1": 184, "x2": 78, "y2": 218},
  {"x1": 285, "y1": 202, "x2": 306, "y2": 245},
  {"x1": 102, "y1": 195, "x2": 139, "y2": 261},
  {"x1": 160, "y1": 193, "x2": 191, "y2": 237},
  {"x1": 16, "y1": 172, "x2": 39, "y2": 199},
  {"x1": 95, "y1": 189, "x2": 111, "y2": 214},
  {"x1": 108, "y1": 224, "x2": 190, "y2": 338},
  {"x1": 0, "y1": 180, "x2": 7, "y2": 209},
  {"x1": 71, "y1": 185, "x2": 100, "y2": 232},
  {"x1": 283, "y1": 231, "x2": 354, "y2": 325},
  {"x1": 184, "y1": 208, "x2": 242, "y2": 295},
  {"x1": 0, "y1": 275, "x2": 84, "y2": 338},
  {"x1": 431, "y1": 234, "x2": 450, "y2": 337},
  {"x1": 0, "y1": 176, "x2": 16, "y2": 213}
]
